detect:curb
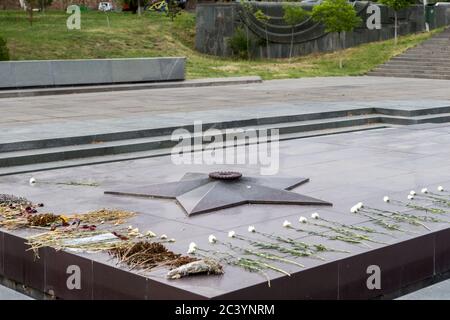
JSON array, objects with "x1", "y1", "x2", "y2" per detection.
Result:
[{"x1": 0, "y1": 76, "x2": 263, "y2": 98}]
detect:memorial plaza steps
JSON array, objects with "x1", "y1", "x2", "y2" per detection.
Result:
[
  {"x1": 1, "y1": 105, "x2": 450, "y2": 176},
  {"x1": 368, "y1": 28, "x2": 450, "y2": 80}
]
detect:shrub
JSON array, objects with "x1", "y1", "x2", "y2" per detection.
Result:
[
  {"x1": 0, "y1": 37, "x2": 10, "y2": 61},
  {"x1": 228, "y1": 27, "x2": 251, "y2": 59}
]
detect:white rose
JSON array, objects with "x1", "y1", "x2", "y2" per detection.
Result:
[
  {"x1": 298, "y1": 216, "x2": 307, "y2": 223},
  {"x1": 283, "y1": 220, "x2": 292, "y2": 228},
  {"x1": 208, "y1": 234, "x2": 217, "y2": 244}
]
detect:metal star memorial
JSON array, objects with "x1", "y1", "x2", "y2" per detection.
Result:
[{"x1": 105, "y1": 171, "x2": 332, "y2": 216}]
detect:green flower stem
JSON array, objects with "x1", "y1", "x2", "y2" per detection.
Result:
[
  {"x1": 197, "y1": 250, "x2": 272, "y2": 286},
  {"x1": 371, "y1": 204, "x2": 450, "y2": 223},
  {"x1": 362, "y1": 207, "x2": 431, "y2": 231},
  {"x1": 254, "y1": 230, "x2": 350, "y2": 254},
  {"x1": 390, "y1": 199, "x2": 447, "y2": 214},
  {"x1": 307, "y1": 221, "x2": 389, "y2": 245},
  {"x1": 288, "y1": 226, "x2": 371, "y2": 248},
  {"x1": 219, "y1": 241, "x2": 305, "y2": 268},
  {"x1": 317, "y1": 217, "x2": 392, "y2": 236},
  {"x1": 417, "y1": 194, "x2": 450, "y2": 207},
  {"x1": 353, "y1": 211, "x2": 413, "y2": 234},
  {"x1": 234, "y1": 234, "x2": 326, "y2": 261},
  {"x1": 195, "y1": 248, "x2": 287, "y2": 286}
]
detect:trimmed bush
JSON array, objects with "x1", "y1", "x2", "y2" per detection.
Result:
[
  {"x1": 0, "y1": 37, "x2": 10, "y2": 61},
  {"x1": 228, "y1": 27, "x2": 251, "y2": 59}
]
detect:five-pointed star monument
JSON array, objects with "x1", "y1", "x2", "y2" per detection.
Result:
[{"x1": 105, "y1": 171, "x2": 332, "y2": 216}]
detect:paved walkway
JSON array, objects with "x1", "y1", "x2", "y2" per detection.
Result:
[
  {"x1": 1, "y1": 76, "x2": 450, "y2": 144},
  {"x1": 0, "y1": 285, "x2": 32, "y2": 300},
  {"x1": 398, "y1": 279, "x2": 450, "y2": 300}
]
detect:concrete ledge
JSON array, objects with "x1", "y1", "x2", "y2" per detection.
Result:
[
  {"x1": 0, "y1": 76, "x2": 263, "y2": 98},
  {"x1": 0, "y1": 57, "x2": 186, "y2": 89}
]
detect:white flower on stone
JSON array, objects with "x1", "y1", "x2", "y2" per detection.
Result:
[
  {"x1": 187, "y1": 242, "x2": 197, "y2": 254},
  {"x1": 438, "y1": 186, "x2": 445, "y2": 192},
  {"x1": 228, "y1": 230, "x2": 236, "y2": 238},
  {"x1": 145, "y1": 230, "x2": 156, "y2": 238},
  {"x1": 29, "y1": 177, "x2": 36, "y2": 185},
  {"x1": 298, "y1": 216, "x2": 308, "y2": 223},
  {"x1": 208, "y1": 234, "x2": 217, "y2": 244},
  {"x1": 383, "y1": 196, "x2": 390, "y2": 203},
  {"x1": 311, "y1": 212, "x2": 320, "y2": 219},
  {"x1": 130, "y1": 228, "x2": 139, "y2": 234},
  {"x1": 350, "y1": 206, "x2": 358, "y2": 213},
  {"x1": 421, "y1": 188, "x2": 428, "y2": 194},
  {"x1": 160, "y1": 234, "x2": 168, "y2": 240},
  {"x1": 283, "y1": 220, "x2": 292, "y2": 228},
  {"x1": 410, "y1": 190, "x2": 416, "y2": 196},
  {"x1": 248, "y1": 226, "x2": 256, "y2": 233},
  {"x1": 408, "y1": 194, "x2": 415, "y2": 200}
]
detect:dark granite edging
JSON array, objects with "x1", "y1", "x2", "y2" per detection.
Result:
[
  {"x1": 0, "y1": 227, "x2": 450, "y2": 299},
  {"x1": 0, "y1": 58, "x2": 186, "y2": 90},
  {"x1": 0, "y1": 229, "x2": 207, "y2": 300}
]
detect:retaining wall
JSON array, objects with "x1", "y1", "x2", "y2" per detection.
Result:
[
  {"x1": 195, "y1": 2, "x2": 450, "y2": 58},
  {"x1": 0, "y1": 57, "x2": 185, "y2": 89}
]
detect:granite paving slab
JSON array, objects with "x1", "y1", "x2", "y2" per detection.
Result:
[{"x1": 1, "y1": 76, "x2": 450, "y2": 146}]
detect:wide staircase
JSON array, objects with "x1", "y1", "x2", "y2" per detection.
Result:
[
  {"x1": 368, "y1": 27, "x2": 450, "y2": 80},
  {"x1": 1, "y1": 104, "x2": 450, "y2": 176}
]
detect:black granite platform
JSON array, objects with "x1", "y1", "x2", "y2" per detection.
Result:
[{"x1": 0, "y1": 123, "x2": 450, "y2": 299}]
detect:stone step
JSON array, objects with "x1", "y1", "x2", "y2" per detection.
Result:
[
  {"x1": 0, "y1": 123, "x2": 390, "y2": 176},
  {"x1": 380, "y1": 63, "x2": 450, "y2": 70},
  {"x1": 391, "y1": 56, "x2": 450, "y2": 62},
  {"x1": 381, "y1": 64, "x2": 450, "y2": 70},
  {"x1": 1, "y1": 112, "x2": 450, "y2": 169},
  {"x1": 0, "y1": 115, "x2": 387, "y2": 168},
  {"x1": 411, "y1": 45, "x2": 450, "y2": 50},
  {"x1": 0, "y1": 108, "x2": 375, "y2": 153},
  {"x1": 371, "y1": 68, "x2": 450, "y2": 76},
  {"x1": 367, "y1": 71, "x2": 450, "y2": 80},
  {"x1": 407, "y1": 50, "x2": 450, "y2": 54},
  {"x1": 394, "y1": 54, "x2": 450, "y2": 59},
  {"x1": 0, "y1": 76, "x2": 263, "y2": 99},
  {"x1": 3, "y1": 103, "x2": 449, "y2": 155}
]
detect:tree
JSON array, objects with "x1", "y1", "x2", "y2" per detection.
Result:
[
  {"x1": 311, "y1": 0, "x2": 362, "y2": 68},
  {"x1": 378, "y1": 0, "x2": 414, "y2": 45},
  {"x1": 283, "y1": 4, "x2": 309, "y2": 62},
  {"x1": 167, "y1": 0, "x2": 182, "y2": 21},
  {"x1": 240, "y1": 0, "x2": 255, "y2": 60},
  {"x1": 38, "y1": 0, "x2": 52, "y2": 11},
  {"x1": 24, "y1": 0, "x2": 39, "y2": 26},
  {"x1": 254, "y1": 9, "x2": 270, "y2": 59},
  {"x1": 121, "y1": 0, "x2": 144, "y2": 14},
  {"x1": 0, "y1": 37, "x2": 10, "y2": 61}
]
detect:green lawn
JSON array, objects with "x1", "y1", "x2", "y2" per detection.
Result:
[{"x1": 0, "y1": 10, "x2": 442, "y2": 79}]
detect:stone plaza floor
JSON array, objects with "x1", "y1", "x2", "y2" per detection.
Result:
[{"x1": 1, "y1": 76, "x2": 450, "y2": 144}]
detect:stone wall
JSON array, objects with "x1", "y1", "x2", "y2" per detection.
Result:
[
  {"x1": 195, "y1": 2, "x2": 450, "y2": 58},
  {"x1": 0, "y1": 57, "x2": 186, "y2": 89}
]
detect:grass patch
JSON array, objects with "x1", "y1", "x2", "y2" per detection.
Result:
[{"x1": 0, "y1": 10, "x2": 442, "y2": 79}]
